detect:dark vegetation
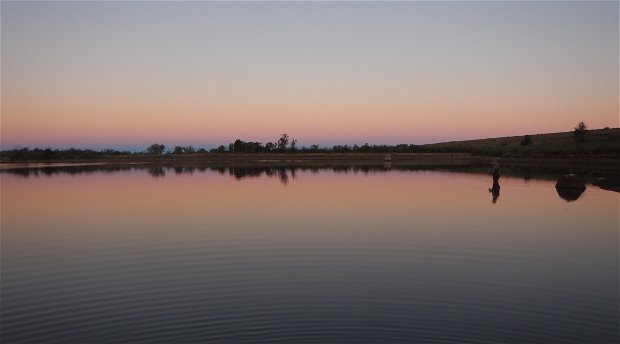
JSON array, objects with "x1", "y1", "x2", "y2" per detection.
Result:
[
  {"x1": 1, "y1": 147, "x2": 134, "y2": 161},
  {"x1": 573, "y1": 121, "x2": 587, "y2": 143},
  {"x1": 520, "y1": 135, "x2": 533, "y2": 146},
  {"x1": 424, "y1": 125, "x2": 618, "y2": 157},
  {"x1": 2, "y1": 161, "x2": 617, "y2": 191},
  {"x1": 2, "y1": 125, "x2": 618, "y2": 162}
]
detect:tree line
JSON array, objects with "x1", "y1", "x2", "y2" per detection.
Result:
[
  {"x1": 1, "y1": 147, "x2": 133, "y2": 161},
  {"x1": 2, "y1": 123, "x2": 615, "y2": 161},
  {"x1": 145, "y1": 132, "x2": 424, "y2": 155},
  {"x1": 1, "y1": 136, "x2": 424, "y2": 161},
  {"x1": 144, "y1": 133, "x2": 423, "y2": 155}
]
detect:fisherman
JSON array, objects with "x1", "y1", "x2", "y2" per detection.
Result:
[
  {"x1": 489, "y1": 159, "x2": 501, "y2": 203},
  {"x1": 490, "y1": 159, "x2": 501, "y2": 183}
]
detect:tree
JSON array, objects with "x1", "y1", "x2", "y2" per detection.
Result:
[
  {"x1": 520, "y1": 135, "x2": 533, "y2": 146},
  {"x1": 43, "y1": 148, "x2": 54, "y2": 159},
  {"x1": 265, "y1": 142, "x2": 275, "y2": 152},
  {"x1": 233, "y1": 139, "x2": 245, "y2": 153},
  {"x1": 217, "y1": 145, "x2": 226, "y2": 153},
  {"x1": 290, "y1": 139, "x2": 298, "y2": 152},
  {"x1": 573, "y1": 121, "x2": 587, "y2": 142},
  {"x1": 277, "y1": 134, "x2": 289, "y2": 151},
  {"x1": 146, "y1": 143, "x2": 165, "y2": 154},
  {"x1": 172, "y1": 146, "x2": 184, "y2": 154}
]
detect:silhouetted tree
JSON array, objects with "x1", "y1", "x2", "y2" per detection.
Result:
[
  {"x1": 573, "y1": 121, "x2": 587, "y2": 142},
  {"x1": 217, "y1": 145, "x2": 226, "y2": 153},
  {"x1": 233, "y1": 139, "x2": 245, "y2": 153},
  {"x1": 172, "y1": 146, "x2": 184, "y2": 154},
  {"x1": 246, "y1": 142, "x2": 261, "y2": 153},
  {"x1": 146, "y1": 143, "x2": 166, "y2": 154},
  {"x1": 290, "y1": 139, "x2": 298, "y2": 152},
  {"x1": 43, "y1": 148, "x2": 54, "y2": 159},
  {"x1": 277, "y1": 134, "x2": 289, "y2": 151}
]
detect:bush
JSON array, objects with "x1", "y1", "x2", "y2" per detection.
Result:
[
  {"x1": 520, "y1": 135, "x2": 533, "y2": 146},
  {"x1": 573, "y1": 121, "x2": 587, "y2": 142}
]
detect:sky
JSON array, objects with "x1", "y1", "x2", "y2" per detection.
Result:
[{"x1": 1, "y1": 1, "x2": 618, "y2": 151}]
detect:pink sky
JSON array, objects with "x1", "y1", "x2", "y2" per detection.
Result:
[{"x1": 1, "y1": 2, "x2": 618, "y2": 150}]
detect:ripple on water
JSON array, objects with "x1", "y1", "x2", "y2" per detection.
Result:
[{"x1": 2, "y1": 170, "x2": 618, "y2": 343}]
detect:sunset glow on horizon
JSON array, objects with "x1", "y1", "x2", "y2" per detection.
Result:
[{"x1": 1, "y1": 1, "x2": 618, "y2": 150}]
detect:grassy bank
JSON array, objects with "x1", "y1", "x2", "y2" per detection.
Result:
[{"x1": 424, "y1": 128, "x2": 619, "y2": 156}]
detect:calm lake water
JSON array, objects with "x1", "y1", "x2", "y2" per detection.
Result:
[{"x1": 1, "y1": 166, "x2": 618, "y2": 343}]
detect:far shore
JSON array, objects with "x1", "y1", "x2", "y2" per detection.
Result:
[{"x1": 1, "y1": 153, "x2": 618, "y2": 171}]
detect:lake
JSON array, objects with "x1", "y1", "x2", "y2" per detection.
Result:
[{"x1": 1, "y1": 165, "x2": 618, "y2": 343}]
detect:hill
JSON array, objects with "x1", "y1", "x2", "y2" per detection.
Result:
[{"x1": 422, "y1": 128, "x2": 619, "y2": 157}]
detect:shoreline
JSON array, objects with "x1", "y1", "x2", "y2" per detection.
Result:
[
  {"x1": 2, "y1": 154, "x2": 618, "y2": 192},
  {"x1": 1, "y1": 153, "x2": 618, "y2": 171}
]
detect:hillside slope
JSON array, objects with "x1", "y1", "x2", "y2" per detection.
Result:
[{"x1": 423, "y1": 128, "x2": 619, "y2": 156}]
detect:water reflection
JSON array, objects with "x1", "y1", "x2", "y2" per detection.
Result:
[
  {"x1": 555, "y1": 174, "x2": 587, "y2": 202},
  {"x1": 229, "y1": 166, "x2": 294, "y2": 185},
  {"x1": 1, "y1": 163, "x2": 618, "y2": 203},
  {"x1": 489, "y1": 180, "x2": 500, "y2": 203},
  {"x1": 147, "y1": 166, "x2": 166, "y2": 178},
  {"x1": 0, "y1": 164, "x2": 408, "y2": 183},
  {"x1": 0, "y1": 164, "x2": 144, "y2": 177},
  {"x1": 1, "y1": 165, "x2": 618, "y2": 343},
  {"x1": 556, "y1": 186, "x2": 585, "y2": 202}
]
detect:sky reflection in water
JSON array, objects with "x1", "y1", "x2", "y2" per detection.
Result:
[{"x1": 1, "y1": 166, "x2": 618, "y2": 343}]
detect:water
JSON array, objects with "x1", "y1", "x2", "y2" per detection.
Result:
[{"x1": 1, "y1": 166, "x2": 618, "y2": 343}]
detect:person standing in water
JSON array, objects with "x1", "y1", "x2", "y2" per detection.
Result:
[{"x1": 489, "y1": 160, "x2": 501, "y2": 203}]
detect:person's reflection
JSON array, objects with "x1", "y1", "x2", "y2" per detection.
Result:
[{"x1": 489, "y1": 160, "x2": 501, "y2": 204}]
